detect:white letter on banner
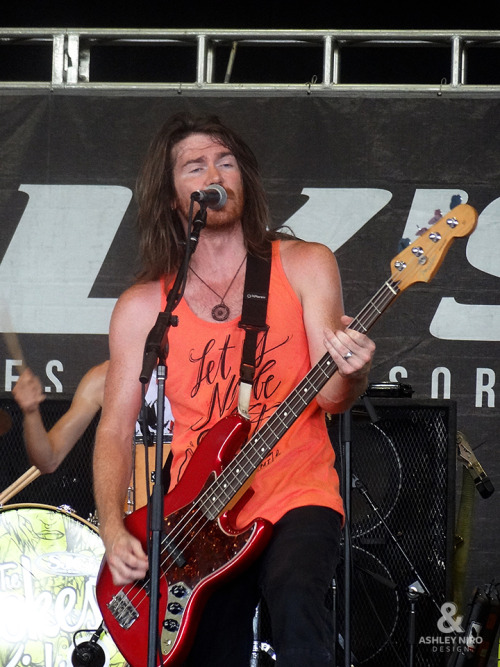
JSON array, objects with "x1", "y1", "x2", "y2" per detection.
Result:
[
  {"x1": 475, "y1": 368, "x2": 495, "y2": 408},
  {"x1": 389, "y1": 366, "x2": 408, "y2": 382},
  {"x1": 431, "y1": 367, "x2": 451, "y2": 399},
  {"x1": 284, "y1": 188, "x2": 392, "y2": 251},
  {"x1": 4, "y1": 360, "x2": 23, "y2": 391},
  {"x1": 0, "y1": 185, "x2": 131, "y2": 334},
  {"x1": 430, "y1": 197, "x2": 500, "y2": 340},
  {"x1": 45, "y1": 360, "x2": 64, "y2": 393}
]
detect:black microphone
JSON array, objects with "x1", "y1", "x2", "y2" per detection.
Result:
[
  {"x1": 190, "y1": 184, "x2": 227, "y2": 210},
  {"x1": 71, "y1": 625, "x2": 105, "y2": 667}
]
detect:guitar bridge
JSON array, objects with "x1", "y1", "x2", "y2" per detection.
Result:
[{"x1": 108, "y1": 590, "x2": 139, "y2": 629}]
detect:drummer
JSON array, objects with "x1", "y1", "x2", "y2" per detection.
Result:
[
  {"x1": 12, "y1": 361, "x2": 174, "y2": 495},
  {"x1": 13, "y1": 361, "x2": 109, "y2": 473}
]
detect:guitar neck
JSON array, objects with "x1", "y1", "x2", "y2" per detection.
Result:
[{"x1": 199, "y1": 277, "x2": 401, "y2": 518}]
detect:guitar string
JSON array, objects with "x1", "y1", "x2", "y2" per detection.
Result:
[
  {"x1": 166, "y1": 278, "x2": 402, "y2": 532},
  {"x1": 111, "y1": 278, "x2": 402, "y2": 616},
  {"x1": 190, "y1": 277, "x2": 402, "y2": 510},
  {"x1": 166, "y1": 280, "x2": 399, "y2": 552}
]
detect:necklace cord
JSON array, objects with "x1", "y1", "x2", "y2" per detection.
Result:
[{"x1": 189, "y1": 255, "x2": 247, "y2": 321}]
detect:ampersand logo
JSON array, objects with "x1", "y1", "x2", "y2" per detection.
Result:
[{"x1": 437, "y1": 602, "x2": 464, "y2": 634}]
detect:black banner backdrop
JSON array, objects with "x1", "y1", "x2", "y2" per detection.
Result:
[{"x1": 0, "y1": 93, "x2": 499, "y2": 657}]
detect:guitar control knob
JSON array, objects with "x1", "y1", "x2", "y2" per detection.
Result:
[
  {"x1": 171, "y1": 584, "x2": 188, "y2": 598},
  {"x1": 167, "y1": 602, "x2": 183, "y2": 615},
  {"x1": 163, "y1": 619, "x2": 180, "y2": 632}
]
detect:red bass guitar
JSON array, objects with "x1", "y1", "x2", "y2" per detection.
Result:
[{"x1": 96, "y1": 204, "x2": 478, "y2": 666}]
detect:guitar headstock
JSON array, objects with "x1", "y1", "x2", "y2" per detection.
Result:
[{"x1": 390, "y1": 204, "x2": 478, "y2": 293}]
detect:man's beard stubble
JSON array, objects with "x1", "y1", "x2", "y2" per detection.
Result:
[{"x1": 178, "y1": 189, "x2": 244, "y2": 235}]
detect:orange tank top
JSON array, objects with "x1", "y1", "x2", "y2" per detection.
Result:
[{"x1": 162, "y1": 239, "x2": 344, "y2": 527}]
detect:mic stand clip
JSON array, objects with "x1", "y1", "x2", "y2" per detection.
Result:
[{"x1": 407, "y1": 580, "x2": 426, "y2": 667}]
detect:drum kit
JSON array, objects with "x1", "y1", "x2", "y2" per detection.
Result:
[
  {"x1": 0, "y1": 431, "x2": 164, "y2": 667},
  {"x1": 0, "y1": 323, "x2": 173, "y2": 666}
]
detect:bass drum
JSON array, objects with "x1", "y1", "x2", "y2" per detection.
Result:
[
  {"x1": 124, "y1": 437, "x2": 171, "y2": 514},
  {"x1": 0, "y1": 504, "x2": 126, "y2": 667}
]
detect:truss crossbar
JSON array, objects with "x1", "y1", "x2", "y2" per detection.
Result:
[{"x1": 1, "y1": 28, "x2": 500, "y2": 93}]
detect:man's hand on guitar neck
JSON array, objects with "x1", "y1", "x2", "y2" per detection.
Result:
[{"x1": 321, "y1": 315, "x2": 375, "y2": 412}]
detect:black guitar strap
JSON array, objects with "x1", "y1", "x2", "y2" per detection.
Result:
[{"x1": 237, "y1": 243, "x2": 272, "y2": 418}]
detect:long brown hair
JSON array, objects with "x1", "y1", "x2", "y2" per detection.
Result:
[{"x1": 135, "y1": 112, "x2": 277, "y2": 282}]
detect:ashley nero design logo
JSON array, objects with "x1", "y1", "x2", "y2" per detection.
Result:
[{"x1": 418, "y1": 602, "x2": 483, "y2": 656}]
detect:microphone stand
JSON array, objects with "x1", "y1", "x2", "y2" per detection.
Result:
[
  {"x1": 139, "y1": 200, "x2": 208, "y2": 667},
  {"x1": 340, "y1": 408, "x2": 353, "y2": 667},
  {"x1": 337, "y1": 394, "x2": 379, "y2": 667}
]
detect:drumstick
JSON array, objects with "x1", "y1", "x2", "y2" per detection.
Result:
[
  {"x1": 2, "y1": 331, "x2": 26, "y2": 373},
  {"x1": 0, "y1": 465, "x2": 41, "y2": 505},
  {"x1": 3, "y1": 332, "x2": 26, "y2": 371},
  {"x1": 1, "y1": 301, "x2": 26, "y2": 372},
  {"x1": 0, "y1": 306, "x2": 38, "y2": 504}
]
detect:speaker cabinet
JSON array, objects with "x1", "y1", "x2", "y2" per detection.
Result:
[
  {"x1": 0, "y1": 398, "x2": 97, "y2": 521},
  {"x1": 329, "y1": 398, "x2": 456, "y2": 667}
]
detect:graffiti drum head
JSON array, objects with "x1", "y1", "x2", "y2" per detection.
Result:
[{"x1": 0, "y1": 504, "x2": 125, "y2": 667}]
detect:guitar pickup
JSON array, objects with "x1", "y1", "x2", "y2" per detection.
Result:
[
  {"x1": 108, "y1": 591, "x2": 139, "y2": 629},
  {"x1": 164, "y1": 536, "x2": 187, "y2": 568}
]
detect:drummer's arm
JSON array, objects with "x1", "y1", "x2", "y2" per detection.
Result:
[
  {"x1": 44, "y1": 361, "x2": 108, "y2": 472},
  {"x1": 13, "y1": 363, "x2": 107, "y2": 474}
]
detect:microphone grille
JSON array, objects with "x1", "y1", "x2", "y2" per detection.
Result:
[{"x1": 208, "y1": 184, "x2": 227, "y2": 210}]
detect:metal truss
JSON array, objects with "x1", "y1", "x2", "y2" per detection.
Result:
[{"x1": 1, "y1": 28, "x2": 500, "y2": 95}]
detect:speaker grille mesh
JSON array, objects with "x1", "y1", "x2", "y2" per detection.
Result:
[{"x1": 333, "y1": 399, "x2": 456, "y2": 666}]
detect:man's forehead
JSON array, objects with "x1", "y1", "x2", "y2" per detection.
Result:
[{"x1": 173, "y1": 133, "x2": 231, "y2": 165}]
